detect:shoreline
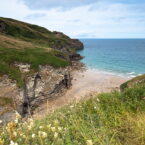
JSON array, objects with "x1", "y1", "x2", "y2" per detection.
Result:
[
  {"x1": 79, "y1": 65, "x2": 138, "y2": 79},
  {"x1": 34, "y1": 65, "x2": 129, "y2": 118}
]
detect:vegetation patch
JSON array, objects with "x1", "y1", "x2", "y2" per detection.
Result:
[
  {"x1": 0, "y1": 47, "x2": 69, "y2": 87},
  {"x1": 0, "y1": 83, "x2": 145, "y2": 145},
  {"x1": 120, "y1": 74, "x2": 145, "y2": 91}
]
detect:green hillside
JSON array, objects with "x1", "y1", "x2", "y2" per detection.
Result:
[
  {"x1": 120, "y1": 74, "x2": 145, "y2": 91},
  {"x1": 0, "y1": 17, "x2": 83, "y2": 87}
]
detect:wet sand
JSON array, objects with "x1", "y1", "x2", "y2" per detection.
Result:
[{"x1": 34, "y1": 69, "x2": 129, "y2": 118}]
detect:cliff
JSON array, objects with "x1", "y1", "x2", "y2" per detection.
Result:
[{"x1": 0, "y1": 17, "x2": 84, "y2": 122}]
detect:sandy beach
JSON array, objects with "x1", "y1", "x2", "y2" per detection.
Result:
[{"x1": 34, "y1": 68, "x2": 129, "y2": 117}]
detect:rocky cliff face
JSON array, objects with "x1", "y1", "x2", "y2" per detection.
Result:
[{"x1": 0, "y1": 64, "x2": 74, "y2": 123}]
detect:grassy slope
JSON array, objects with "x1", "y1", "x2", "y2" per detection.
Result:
[
  {"x1": 0, "y1": 17, "x2": 73, "y2": 87},
  {"x1": 0, "y1": 82, "x2": 145, "y2": 145},
  {"x1": 120, "y1": 74, "x2": 145, "y2": 91}
]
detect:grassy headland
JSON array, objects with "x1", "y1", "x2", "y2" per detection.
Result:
[
  {"x1": 0, "y1": 17, "x2": 83, "y2": 87},
  {"x1": 0, "y1": 78, "x2": 145, "y2": 145}
]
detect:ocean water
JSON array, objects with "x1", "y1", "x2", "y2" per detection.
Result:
[{"x1": 77, "y1": 39, "x2": 145, "y2": 78}]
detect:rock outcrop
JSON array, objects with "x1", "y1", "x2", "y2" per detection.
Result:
[
  {"x1": 53, "y1": 31, "x2": 84, "y2": 51},
  {"x1": 0, "y1": 64, "x2": 73, "y2": 122}
]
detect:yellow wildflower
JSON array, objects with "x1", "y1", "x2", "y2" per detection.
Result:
[
  {"x1": 13, "y1": 132, "x2": 17, "y2": 137},
  {"x1": 6, "y1": 122, "x2": 16, "y2": 133},
  {"x1": 0, "y1": 138, "x2": 4, "y2": 145}
]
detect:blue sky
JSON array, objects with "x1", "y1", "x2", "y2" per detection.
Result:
[{"x1": 0, "y1": 0, "x2": 145, "y2": 38}]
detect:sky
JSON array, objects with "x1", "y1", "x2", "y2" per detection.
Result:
[{"x1": 0, "y1": 0, "x2": 145, "y2": 38}]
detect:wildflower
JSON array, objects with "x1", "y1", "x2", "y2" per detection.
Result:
[
  {"x1": 13, "y1": 132, "x2": 17, "y2": 137},
  {"x1": 86, "y1": 140, "x2": 93, "y2": 145},
  {"x1": 0, "y1": 138, "x2": 4, "y2": 145},
  {"x1": 96, "y1": 98, "x2": 100, "y2": 102},
  {"x1": 54, "y1": 120, "x2": 59, "y2": 126},
  {"x1": 9, "y1": 140, "x2": 18, "y2": 145},
  {"x1": 20, "y1": 133, "x2": 23, "y2": 137},
  {"x1": 94, "y1": 106, "x2": 97, "y2": 109},
  {"x1": 70, "y1": 105, "x2": 74, "y2": 108},
  {"x1": 58, "y1": 127, "x2": 62, "y2": 131},
  {"x1": 14, "y1": 119, "x2": 18, "y2": 124},
  {"x1": 22, "y1": 135, "x2": 26, "y2": 139},
  {"x1": 32, "y1": 134, "x2": 36, "y2": 138},
  {"x1": 28, "y1": 118, "x2": 33, "y2": 123},
  {"x1": 54, "y1": 132, "x2": 58, "y2": 138},
  {"x1": 39, "y1": 126, "x2": 43, "y2": 129},
  {"x1": 51, "y1": 127, "x2": 56, "y2": 132},
  {"x1": 28, "y1": 125, "x2": 32, "y2": 130},
  {"x1": 38, "y1": 131, "x2": 47, "y2": 138},
  {"x1": 0, "y1": 120, "x2": 2, "y2": 124},
  {"x1": 15, "y1": 111, "x2": 21, "y2": 120},
  {"x1": 6, "y1": 122, "x2": 16, "y2": 133},
  {"x1": 47, "y1": 124, "x2": 51, "y2": 128}
]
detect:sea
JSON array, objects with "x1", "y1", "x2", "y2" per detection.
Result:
[{"x1": 77, "y1": 39, "x2": 145, "y2": 78}]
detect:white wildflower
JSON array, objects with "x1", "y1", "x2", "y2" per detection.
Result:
[
  {"x1": 47, "y1": 124, "x2": 51, "y2": 128},
  {"x1": 38, "y1": 131, "x2": 47, "y2": 138},
  {"x1": 9, "y1": 140, "x2": 18, "y2": 145},
  {"x1": 0, "y1": 120, "x2": 2, "y2": 124},
  {"x1": 39, "y1": 126, "x2": 43, "y2": 129},
  {"x1": 58, "y1": 127, "x2": 62, "y2": 131},
  {"x1": 54, "y1": 132, "x2": 58, "y2": 138},
  {"x1": 28, "y1": 125, "x2": 32, "y2": 130},
  {"x1": 15, "y1": 111, "x2": 21, "y2": 120},
  {"x1": 51, "y1": 127, "x2": 56, "y2": 132},
  {"x1": 86, "y1": 140, "x2": 93, "y2": 145},
  {"x1": 32, "y1": 134, "x2": 36, "y2": 138},
  {"x1": 70, "y1": 105, "x2": 74, "y2": 108},
  {"x1": 14, "y1": 119, "x2": 18, "y2": 124},
  {"x1": 96, "y1": 98, "x2": 100, "y2": 102}
]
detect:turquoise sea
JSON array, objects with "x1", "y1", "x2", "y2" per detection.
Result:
[{"x1": 78, "y1": 39, "x2": 145, "y2": 78}]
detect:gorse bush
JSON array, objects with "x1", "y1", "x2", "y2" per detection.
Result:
[{"x1": 0, "y1": 83, "x2": 145, "y2": 145}]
